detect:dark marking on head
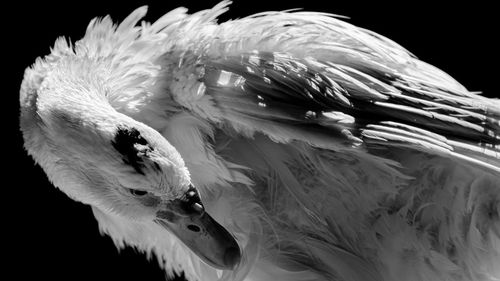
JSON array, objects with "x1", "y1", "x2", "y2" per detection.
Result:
[{"x1": 111, "y1": 126, "x2": 151, "y2": 175}]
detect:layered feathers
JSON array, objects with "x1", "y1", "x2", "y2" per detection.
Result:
[{"x1": 21, "y1": 1, "x2": 500, "y2": 281}]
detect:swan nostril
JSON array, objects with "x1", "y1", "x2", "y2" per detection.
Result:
[{"x1": 187, "y1": 224, "x2": 201, "y2": 232}]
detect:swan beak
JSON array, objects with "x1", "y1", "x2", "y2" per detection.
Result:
[{"x1": 154, "y1": 187, "x2": 241, "y2": 270}]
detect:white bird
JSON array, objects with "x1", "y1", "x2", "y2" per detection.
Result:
[{"x1": 19, "y1": 1, "x2": 500, "y2": 281}]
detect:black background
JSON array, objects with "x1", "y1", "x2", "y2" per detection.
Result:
[{"x1": 5, "y1": 1, "x2": 498, "y2": 280}]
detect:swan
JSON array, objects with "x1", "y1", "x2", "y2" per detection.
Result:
[{"x1": 20, "y1": 1, "x2": 500, "y2": 280}]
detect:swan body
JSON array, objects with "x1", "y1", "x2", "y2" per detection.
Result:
[{"x1": 20, "y1": 1, "x2": 500, "y2": 281}]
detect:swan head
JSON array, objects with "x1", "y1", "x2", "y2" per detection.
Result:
[{"x1": 19, "y1": 51, "x2": 241, "y2": 270}]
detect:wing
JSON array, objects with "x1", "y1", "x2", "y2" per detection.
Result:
[
  {"x1": 164, "y1": 11, "x2": 500, "y2": 280},
  {"x1": 168, "y1": 11, "x2": 500, "y2": 175}
]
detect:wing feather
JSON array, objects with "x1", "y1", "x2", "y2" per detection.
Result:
[{"x1": 174, "y1": 50, "x2": 499, "y2": 174}]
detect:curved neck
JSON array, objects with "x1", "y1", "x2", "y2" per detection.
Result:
[
  {"x1": 41, "y1": 66, "x2": 126, "y2": 133},
  {"x1": 21, "y1": 64, "x2": 138, "y2": 166}
]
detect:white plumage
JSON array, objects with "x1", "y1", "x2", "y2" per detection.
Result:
[{"x1": 20, "y1": 1, "x2": 500, "y2": 281}]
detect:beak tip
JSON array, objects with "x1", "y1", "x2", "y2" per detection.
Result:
[{"x1": 224, "y1": 245, "x2": 241, "y2": 269}]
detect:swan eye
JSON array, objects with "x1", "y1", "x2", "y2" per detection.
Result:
[{"x1": 129, "y1": 189, "x2": 148, "y2": 196}]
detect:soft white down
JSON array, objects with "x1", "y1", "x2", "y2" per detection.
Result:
[{"x1": 20, "y1": 1, "x2": 500, "y2": 281}]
